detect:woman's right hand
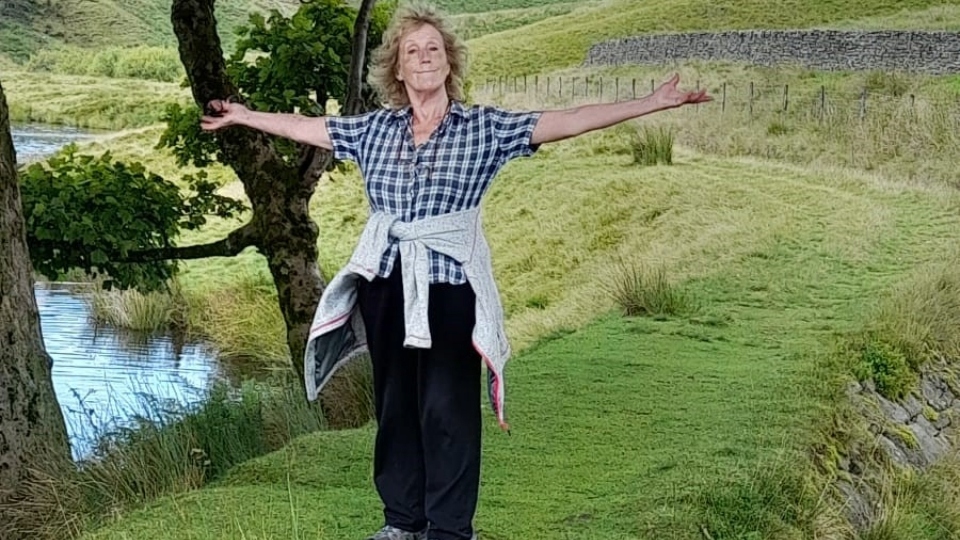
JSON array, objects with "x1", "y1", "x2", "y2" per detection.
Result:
[{"x1": 201, "y1": 99, "x2": 248, "y2": 132}]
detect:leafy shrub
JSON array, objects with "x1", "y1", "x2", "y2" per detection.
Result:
[
  {"x1": 19, "y1": 144, "x2": 246, "y2": 291},
  {"x1": 855, "y1": 337, "x2": 915, "y2": 401}
]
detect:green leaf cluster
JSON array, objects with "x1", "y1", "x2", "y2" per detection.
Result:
[
  {"x1": 158, "y1": 0, "x2": 395, "y2": 169},
  {"x1": 227, "y1": 0, "x2": 395, "y2": 115},
  {"x1": 19, "y1": 144, "x2": 247, "y2": 291}
]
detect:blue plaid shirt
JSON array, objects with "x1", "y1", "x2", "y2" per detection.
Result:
[{"x1": 326, "y1": 101, "x2": 542, "y2": 284}]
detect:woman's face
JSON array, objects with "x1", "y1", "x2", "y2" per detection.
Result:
[{"x1": 397, "y1": 24, "x2": 450, "y2": 97}]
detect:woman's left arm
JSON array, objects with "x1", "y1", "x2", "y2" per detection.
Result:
[{"x1": 531, "y1": 74, "x2": 711, "y2": 145}]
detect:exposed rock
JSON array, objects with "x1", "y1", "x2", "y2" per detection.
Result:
[
  {"x1": 909, "y1": 415, "x2": 950, "y2": 466},
  {"x1": 875, "y1": 395, "x2": 910, "y2": 424},
  {"x1": 834, "y1": 364, "x2": 960, "y2": 535},
  {"x1": 903, "y1": 394, "x2": 924, "y2": 419},
  {"x1": 876, "y1": 433, "x2": 913, "y2": 468},
  {"x1": 921, "y1": 372, "x2": 955, "y2": 411},
  {"x1": 837, "y1": 479, "x2": 877, "y2": 532}
]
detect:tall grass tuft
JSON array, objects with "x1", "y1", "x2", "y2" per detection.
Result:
[
  {"x1": 839, "y1": 259, "x2": 960, "y2": 399},
  {"x1": 696, "y1": 451, "x2": 850, "y2": 540},
  {"x1": 88, "y1": 284, "x2": 187, "y2": 334},
  {"x1": 608, "y1": 258, "x2": 692, "y2": 317},
  {"x1": 630, "y1": 125, "x2": 674, "y2": 166},
  {"x1": 857, "y1": 458, "x2": 960, "y2": 540},
  {"x1": 182, "y1": 269, "x2": 290, "y2": 366},
  {"x1": 316, "y1": 357, "x2": 376, "y2": 430},
  {"x1": 0, "y1": 377, "x2": 327, "y2": 540}
]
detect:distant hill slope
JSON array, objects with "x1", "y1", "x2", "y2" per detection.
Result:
[
  {"x1": 465, "y1": 0, "x2": 960, "y2": 78},
  {"x1": 0, "y1": 0, "x2": 300, "y2": 62},
  {"x1": 429, "y1": 0, "x2": 578, "y2": 14}
]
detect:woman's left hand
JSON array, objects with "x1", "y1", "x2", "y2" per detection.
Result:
[{"x1": 652, "y1": 73, "x2": 713, "y2": 110}]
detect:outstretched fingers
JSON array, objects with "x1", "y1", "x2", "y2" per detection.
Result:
[{"x1": 688, "y1": 89, "x2": 712, "y2": 103}]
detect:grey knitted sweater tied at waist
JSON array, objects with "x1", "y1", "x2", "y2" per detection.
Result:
[{"x1": 303, "y1": 207, "x2": 514, "y2": 430}]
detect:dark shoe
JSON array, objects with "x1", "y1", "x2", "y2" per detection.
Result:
[{"x1": 365, "y1": 525, "x2": 427, "y2": 540}]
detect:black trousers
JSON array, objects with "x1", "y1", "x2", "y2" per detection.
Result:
[{"x1": 357, "y1": 258, "x2": 482, "y2": 540}]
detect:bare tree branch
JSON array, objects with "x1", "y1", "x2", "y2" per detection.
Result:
[
  {"x1": 123, "y1": 223, "x2": 259, "y2": 262},
  {"x1": 344, "y1": 0, "x2": 378, "y2": 116}
]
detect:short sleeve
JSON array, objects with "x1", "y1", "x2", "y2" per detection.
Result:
[
  {"x1": 325, "y1": 111, "x2": 376, "y2": 163},
  {"x1": 486, "y1": 107, "x2": 543, "y2": 162}
]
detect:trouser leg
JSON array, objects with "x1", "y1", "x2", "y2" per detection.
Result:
[
  {"x1": 419, "y1": 282, "x2": 482, "y2": 540},
  {"x1": 358, "y1": 265, "x2": 427, "y2": 533}
]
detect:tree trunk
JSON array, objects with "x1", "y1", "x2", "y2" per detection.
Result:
[
  {"x1": 0, "y1": 79, "x2": 70, "y2": 521},
  {"x1": 171, "y1": 0, "x2": 328, "y2": 385}
]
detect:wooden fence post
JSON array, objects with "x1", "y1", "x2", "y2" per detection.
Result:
[
  {"x1": 721, "y1": 82, "x2": 727, "y2": 114},
  {"x1": 749, "y1": 81, "x2": 754, "y2": 118},
  {"x1": 782, "y1": 84, "x2": 789, "y2": 112},
  {"x1": 696, "y1": 79, "x2": 701, "y2": 113},
  {"x1": 819, "y1": 85, "x2": 825, "y2": 123},
  {"x1": 859, "y1": 88, "x2": 867, "y2": 121}
]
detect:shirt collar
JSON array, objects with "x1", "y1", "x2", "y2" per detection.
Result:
[{"x1": 391, "y1": 100, "x2": 467, "y2": 121}]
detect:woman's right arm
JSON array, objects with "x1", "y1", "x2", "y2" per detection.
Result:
[{"x1": 201, "y1": 99, "x2": 332, "y2": 150}]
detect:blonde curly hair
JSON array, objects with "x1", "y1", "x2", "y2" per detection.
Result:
[{"x1": 368, "y1": 2, "x2": 468, "y2": 108}]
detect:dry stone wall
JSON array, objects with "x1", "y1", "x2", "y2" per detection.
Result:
[{"x1": 584, "y1": 30, "x2": 960, "y2": 74}]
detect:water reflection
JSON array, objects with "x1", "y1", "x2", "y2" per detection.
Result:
[
  {"x1": 12, "y1": 123, "x2": 95, "y2": 164},
  {"x1": 37, "y1": 284, "x2": 227, "y2": 461}
]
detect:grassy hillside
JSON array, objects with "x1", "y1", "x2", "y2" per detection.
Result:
[
  {"x1": 827, "y1": 4, "x2": 960, "y2": 30},
  {"x1": 465, "y1": 0, "x2": 960, "y2": 78},
  {"x1": 451, "y1": 2, "x2": 582, "y2": 40},
  {"x1": 3, "y1": 71, "x2": 189, "y2": 130},
  {"x1": 8, "y1": 2, "x2": 960, "y2": 538},
  {"x1": 0, "y1": 0, "x2": 300, "y2": 62},
  {"x1": 79, "y1": 137, "x2": 960, "y2": 539},
  {"x1": 431, "y1": 0, "x2": 580, "y2": 14}
]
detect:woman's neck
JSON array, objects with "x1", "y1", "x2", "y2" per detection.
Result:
[{"x1": 407, "y1": 89, "x2": 450, "y2": 125}]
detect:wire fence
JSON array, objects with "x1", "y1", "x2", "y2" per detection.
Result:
[{"x1": 474, "y1": 74, "x2": 960, "y2": 124}]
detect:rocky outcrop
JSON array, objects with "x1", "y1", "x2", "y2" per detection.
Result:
[{"x1": 838, "y1": 361, "x2": 960, "y2": 531}]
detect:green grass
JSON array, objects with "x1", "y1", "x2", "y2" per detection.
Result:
[
  {"x1": 451, "y1": 3, "x2": 582, "y2": 40},
  {"x1": 0, "y1": 71, "x2": 188, "y2": 130},
  {"x1": 7, "y1": 2, "x2": 960, "y2": 528},
  {"x1": 431, "y1": 0, "x2": 584, "y2": 15},
  {"x1": 465, "y1": 0, "x2": 960, "y2": 78},
  {"x1": 5, "y1": 377, "x2": 331, "y2": 539},
  {"x1": 64, "y1": 110, "x2": 960, "y2": 538},
  {"x1": 82, "y1": 192, "x2": 960, "y2": 537},
  {"x1": 827, "y1": 4, "x2": 960, "y2": 30},
  {"x1": 0, "y1": 0, "x2": 300, "y2": 61},
  {"x1": 26, "y1": 45, "x2": 185, "y2": 82},
  {"x1": 475, "y1": 61, "x2": 960, "y2": 189}
]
